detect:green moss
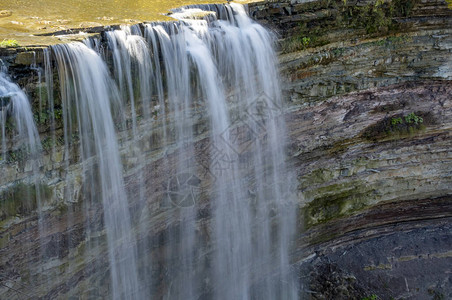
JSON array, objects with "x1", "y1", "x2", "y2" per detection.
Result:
[
  {"x1": 346, "y1": 0, "x2": 393, "y2": 34},
  {"x1": 281, "y1": 36, "x2": 307, "y2": 53},
  {"x1": 7, "y1": 147, "x2": 30, "y2": 163},
  {"x1": 391, "y1": 117, "x2": 403, "y2": 126},
  {"x1": 362, "y1": 111, "x2": 433, "y2": 141},
  {"x1": 54, "y1": 108, "x2": 63, "y2": 120},
  {"x1": 281, "y1": 0, "x2": 419, "y2": 53},
  {"x1": 31, "y1": 84, "x2": 49, "y2": 108},
  {"x1": 331, "y1": 47, "x2": 345, "y2": 57},
  {"x1": 0, "y1": 39, "x2": 19, "y2": 48},
  {"x1": 4, "y1": 116, "x2": 15, "y2": 134},
  {"x1": 34, "y1": 110, "x2": 50, "y2": 125},
  {"x1": 0, "y1": 183, "x2": 53, "y2": 221},
  {"x1": 301, "y1": 37, "x2": 311, "y2": 48},
  {"x1": 55, "y1": 201, "x2": 69, "y2": 215},
  {"x1": 343, "y1": 0, "x2": 418, "y2": 34},
  {"x1": 31, "y1": 90, "x2": 64, "y2": 129},
  {"x1": 404, "y1": 112, "x2": 423, "y2": 125},
  {"x1": 41, "y1": 136, "x2": 55, "y2": 152},
  {"x1": 393, "y1": 0, "x2": 416, "y2": 17},
  {"x1": 300, "y1": 168, "x2": 335, "y2": 190},
  {"x1": 302, "y1": 181, "x2": 373, "y2": 228},
  {"x1": 280, "y1": 23, "x2": 331, "y2": 53}
]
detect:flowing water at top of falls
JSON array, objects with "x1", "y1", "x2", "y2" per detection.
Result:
[{"x1": 1, "y1": 3, "x2": 297, "y2": 299}]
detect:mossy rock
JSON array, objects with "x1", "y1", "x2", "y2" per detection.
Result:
[
  {"x1": 301, "y1": 181, "x2": 375, "y2": 228},
  {"x1": 280, "y1": 0, "x2": 420, "y2": 53},
  {"x1": 0, "y1": 182, "x2": 53, "y2": 221},
  {"x1": 361, "y1": 111, "x2": 435, "y2": 141},
  {"x1": 300, "y1": 168, "x2": 336, "y2": 190}
]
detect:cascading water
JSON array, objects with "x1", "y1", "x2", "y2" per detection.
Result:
[
  {"x1": 0, "y1": 72, "x2": 44, "y2": 297},
  {"x1": 0, "y1": 72, "x2": 41, "y2": 165},
  {"x1": 0, "y1": 72, "x2": 42, "y2": 220},
  {"x1": 0, "y1": 3, "x2": 297, "y2": 299},
  {"x1": 167, "y1": 5, "x2": 297, "y2": 298},
  {"x1": 52, "y1": 43, "x2": 142, "y2": 299}
]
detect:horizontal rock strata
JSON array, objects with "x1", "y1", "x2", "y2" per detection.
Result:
[{"x1": 0, "y1": 0, "x2": 451, "y2": 298}]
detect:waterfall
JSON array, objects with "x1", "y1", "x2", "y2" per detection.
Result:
[
  {"x1": 1, "y1": 3, "x2": 297, "y2": 299},
  {"x1": 164, "y1": 5, "x2": 297, "y2": 298},
  {"x1": 0, "y1": 72, "x2": 44, "y2": 297},
  {"x1": 0, "y1": 71, "x2": 42, "y2": 220},
  {"x1": 52, "y1": 43, "x2": 142, "y2": 299},
  {"x1": 0, "y1": 72, "x2": 41, "y2": 164}
]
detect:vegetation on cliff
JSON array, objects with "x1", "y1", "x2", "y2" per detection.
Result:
[
  {"x1": 362, "y1": 111, "x2": 433, "y2": 141},
  {"x1": 0, "y1": 39, "x2": 19, "y2": 48},
  {"x1": 281, "y1": 0, "x2": 420, "y2": 53}
]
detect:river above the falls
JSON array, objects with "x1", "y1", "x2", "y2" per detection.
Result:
[{"x1": 0, "y1": 0, "x2": 257, "y2": 46}]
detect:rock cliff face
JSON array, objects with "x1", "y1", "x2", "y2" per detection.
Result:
[
  {"x1": 289, "y1": 81, "x2": 452, "y2": 299},
  {"x1": 248, "y1": 0, "x2": 452, "y2": 298},
  {"x1": 0, "y1": 1, "x2": 451, "y2": 299}
]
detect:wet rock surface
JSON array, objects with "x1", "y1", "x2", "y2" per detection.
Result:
[
  {"x1": 283, "y1": 78, "x2": 452, "y2": 298},
  {"x1": 263, "y1": 1, "x2": 452, "y2": 298},
  {"x1": 246, "y1": 0, "x2": 452, "y2": 298},
  {"x1": 300, "y1": 219, "x2": 451, "y2": 299},
  {"x1": 299, "y1": 216, "x2": 451, "y2": 299},
  {"x1": 0, "y1": 0, "x2": 451, "y2": 298}
]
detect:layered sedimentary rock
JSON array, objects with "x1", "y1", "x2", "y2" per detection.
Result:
[
  {"x1": 248, "y1": 0, "x2": 452, "y2": 298},
  {"x1": 0, "y1": 0, "x2": 451, "y2": 299},
  {"x1": 290, "y1": 81, "x2": 452, "y2": 298}
]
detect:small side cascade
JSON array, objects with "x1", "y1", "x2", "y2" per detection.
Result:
[
  {"x1": 0, "y1": 72, "x2": 44, "y2": 290},
  {"x1": 0, "y1": 71, "x2": 41, "y2": 171},
  {"x1": 51, "y1": 42, "x2": 142, "y2": 299}
]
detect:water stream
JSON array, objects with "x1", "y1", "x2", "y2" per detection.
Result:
[{"x1": 1, "y1": 4, "x2": 297, "y2": 299}]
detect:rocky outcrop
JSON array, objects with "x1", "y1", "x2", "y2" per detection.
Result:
[
  {"x1": 288, "y1": 81, "x2": 452, "y2": 298},
  {"x1": 0, "y1": 0, "x2": 451, "y2": 299},
  {"x1": 246, "y1": 0, "x2": 452, "y2": 298},
  {"x1": 289, "y1": 81, "x2": 452, "y2": 227},
  {"x1": 248, "y1": 0, "x2": 452, "y2": 39},
  {"x1": 300, "y1": 210, "x2": 451, "y2": 299}
]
